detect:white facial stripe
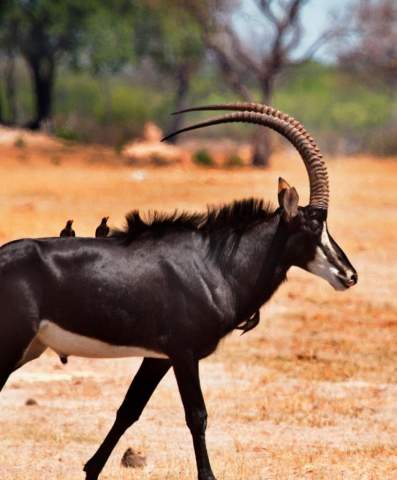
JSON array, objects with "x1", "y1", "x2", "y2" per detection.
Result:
[
  {"x1": 307, "y1": 222, "x2": 346, "y2": 291},
  {"x1": 321, "y1": 223, "x2": 331, "y2": 246},
  {"x1": 36, "y1": 320, "x2": 168, "y2": 360},
  {"x1": 320, "y1": 222, "x2": 340, "y2": 263},
  {"x1": 321, "y1": 222, "x2": 355, "y2": 276}
]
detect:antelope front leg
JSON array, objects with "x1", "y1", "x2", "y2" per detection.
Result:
[
  {"x1": 83, "y1": 358, "x2": 170, "y2": 480},
  {"x1": 172, "y1": 353, "x2": 217, "y2": 480}
]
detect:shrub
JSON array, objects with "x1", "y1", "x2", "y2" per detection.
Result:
[
  {"x1": 367, "y1": 126, "x2": 397, "y2": 156},
  {"x1": 14, "y1": 136, "x2": 26, "y2": 148},
  {"x1": 226, "y1": 153, "x2": 243, "y2": 167},
  {"x1": 54, "y1": 127, "x2": 84, "y2": 142},
  {"x1": 193, "y1": 149, "x2": 214, "y2": 166}
]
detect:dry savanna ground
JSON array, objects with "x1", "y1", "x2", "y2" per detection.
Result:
[{"x1": 0, "y1": 140, "x2": 396, "y2": 480}]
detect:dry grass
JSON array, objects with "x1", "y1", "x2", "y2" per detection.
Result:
[{"x1": 0, "y1": 142, "x2": 397, "y2": 479}]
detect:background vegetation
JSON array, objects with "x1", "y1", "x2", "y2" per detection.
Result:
[{"x1": 0, "y1": 0, "x2": 396, "y2": 159}]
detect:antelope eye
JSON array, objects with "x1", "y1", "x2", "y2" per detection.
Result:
[
  {"x1": 310, "y1": 219, "x2": 322, "y2": 234},
  {"x1": 311, "y1": 219, "x2": 320, "y2": 228}
]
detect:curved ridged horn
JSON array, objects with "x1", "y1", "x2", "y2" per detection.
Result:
[
  {"x1": 163, "y1": 111, "x2": 329, "y2": 210},
  {"x1": 173, "y1": 102, "x2": 319, "y2": 152}
]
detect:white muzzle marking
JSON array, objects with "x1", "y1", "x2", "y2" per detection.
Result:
[
  {"x1": 307, "y1": 222, "x2": 350, "y2": 291},
  {"x1": 307, "y1": 247, "x2": 346, "y2": 291}
]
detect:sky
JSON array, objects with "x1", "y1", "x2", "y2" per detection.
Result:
[
  {"x1": 235, "y1": 0, "x2": 353, "y2": 62},
  {"x1": 298, "y1": 0, "x2": 352, "y2": 60}
]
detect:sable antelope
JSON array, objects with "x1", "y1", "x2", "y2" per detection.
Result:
[
  {"x1": 95, "y1": 217, "x2": 110, "y2": 238},
  {"x1": 60, "y1": 219, "x2": 75, "y2": 237},
  {"x1": 0, "y1": 103, "x2": 357, "y2": 480}
]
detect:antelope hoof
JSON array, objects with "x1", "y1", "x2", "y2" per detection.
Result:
[
  {"x1": 83, "y1": 463, "x2": 100, "y2": 480},
  {"x1": 198, "y1": 473, "x2": 217, "y2": 480}
]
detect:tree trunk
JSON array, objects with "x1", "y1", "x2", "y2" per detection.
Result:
[
  {"x1": 166, "y1": 65, "x2": 190, "y2": 144},
  {"x1": 27, "y1": 56, "x2": 55, "y2": 130},
  {"x1": 251, "y1": 82, "x2": 273, "y2": 168},
  {"x1": 0, "y1": 80, "x2": 4, "y2": 124},
  {"x1": 252, "y1": 126, "x2": 271, "y2": 167},
  {"x1": 5, "y1": 50, "x2": 17, "y2": 124}
]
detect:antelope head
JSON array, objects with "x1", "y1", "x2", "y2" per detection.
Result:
[{"x1": 163, "y1": 102, "x2": 358, "y2": 291}]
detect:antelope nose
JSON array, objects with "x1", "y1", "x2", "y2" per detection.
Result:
[{"x1": 346, "y1": 272, "x2": 358, "y2": 287}]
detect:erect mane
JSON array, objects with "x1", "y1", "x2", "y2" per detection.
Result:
[{"x1": 110, "y1": 198, "x2": 275, "y2": 245}]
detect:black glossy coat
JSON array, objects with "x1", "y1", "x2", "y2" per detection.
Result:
[{"x1": 0, "y1": 199, "x2": 323, "y2": 480}]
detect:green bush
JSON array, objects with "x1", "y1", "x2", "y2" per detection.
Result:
[
  {"x1": 367, "y1": 126, "x2": 397, "y2": 156},
  {"x1": 52, "y1": 72, "x2": 172, "y2": 145},
  {"x1": 193, "y1": 149, "x2": 214, "y2": 166},
  {"x1": 225, "y1": 153, "x2": 243, "y2": 167},
  {"x1": 54, "y1": 126, "x2": 84, "y2": 142},
  {"x1": 14, "y1": 136, "x2": 26, "y2": 148}
]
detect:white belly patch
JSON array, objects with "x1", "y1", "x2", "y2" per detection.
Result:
[{"x1": 36, "y1": 320, "x2": 168, "y2": 359}]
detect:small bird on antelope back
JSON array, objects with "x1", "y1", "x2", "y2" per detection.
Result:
[
  {"x1": 95, "y1": 217, "x2": 109, "y2": 238},
  {"x1": 60, "y1": 220, "x2": 75, "y2": 237}
]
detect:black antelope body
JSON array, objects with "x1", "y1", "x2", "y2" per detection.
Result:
[{"x1": 0, "y1": 103, "x2": 357, "y2": 480}]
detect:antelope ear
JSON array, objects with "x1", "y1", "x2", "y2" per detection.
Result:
[
  {"x1": 278, "y1": 177, "x2": 292, "y2": 208},
  {"x1": 278, "y1": 178, "x2": 299, "y2": 221},
  {"x1": 278, "y1": 177, "x2": 291, "y2": 194}
]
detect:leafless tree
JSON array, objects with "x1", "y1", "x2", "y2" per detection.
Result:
[
  {"x1": 190, "y1": 0, "x2": 334, "y2": 166},
  {"x1": 335, "y1": 0, "x2": 397, "y2": 92}
]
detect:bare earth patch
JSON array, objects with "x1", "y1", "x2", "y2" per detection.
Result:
[{"x1": 0, "y1": 143, "x2": 396, "y2": 479}]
